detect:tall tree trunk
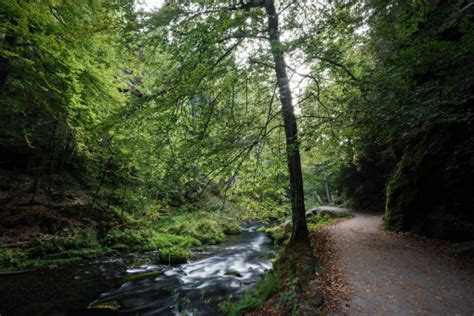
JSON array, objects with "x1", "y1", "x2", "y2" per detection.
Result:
[{"x1": 264, "y1": 0, "x2": 309, "y2": 245}]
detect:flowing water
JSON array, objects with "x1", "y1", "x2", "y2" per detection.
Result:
[{"x1": 0, "y1": 225, "x2": 275, "y2": 315}]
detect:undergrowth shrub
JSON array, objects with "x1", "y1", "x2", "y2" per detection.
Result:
[
  {"x1": 0, "y1": 248, "x2": 27, "y2": 271},
  {"x1": 218, "y1": 271, "x2": 281, "y2": 315}
]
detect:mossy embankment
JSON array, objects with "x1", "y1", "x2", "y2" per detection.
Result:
[
  {"x1": 0, "y1": 184, "x2": 241, "y2": 272},
  {"x1": 103, "y1": 212, "x2": 241, "y2": 264}
]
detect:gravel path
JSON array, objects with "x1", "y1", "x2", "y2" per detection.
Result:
[{"x1": 327, "y1": 211, "x2": 474, "y2": 315}]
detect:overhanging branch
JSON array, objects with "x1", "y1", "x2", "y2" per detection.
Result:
[{"x1": 310, "y1": 55, "x2": 358, "y2": 81}]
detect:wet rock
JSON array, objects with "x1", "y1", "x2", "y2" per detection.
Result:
[
  {"x1": 124, "y1": 270, "x2": 162, "y2": 281},
  {"x1": 89, "y1": 301, "x2": 121, "y2": 311},
  {"x1": 225, "y1": 269, "x2": 242, "y2": 277}
]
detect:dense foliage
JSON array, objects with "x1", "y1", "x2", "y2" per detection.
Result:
[
  {"x1": 298, "y1": 1, "x2": 474, "y2": 240},
  {"x1": 1, "y1": 0, "x2": 473, "y2": 273}
]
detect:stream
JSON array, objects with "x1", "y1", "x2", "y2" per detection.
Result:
[{"x1": 0, "y1": 225, "x2": 275, "y2": 315}]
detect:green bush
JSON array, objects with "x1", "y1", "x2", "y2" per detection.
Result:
[
  {"x1": 219, "y1": 217, "x2": 241, "y2": 235},
  {"x1": 74, "y1": 228, "x2": 101, "y2": 249},
  {"x1": 219, "y1": 292, "x2": 262, "y2": 316},
  {"x1": 218, "y1": 271, "x2": 280, "y2": 315},
  {"x1": 0, "y1": 248, "x2": 27, "y2": 271},
  {"x1": 103, "y1": 228, "x2": 153, "y2": 250},
  {"x1": 255, "y1": 271, "x2": 280, "y2": 300}
]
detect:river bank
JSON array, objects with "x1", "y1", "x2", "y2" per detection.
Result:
[
  {"x1": 0, "y1": 224, "x2": 275, "y2": 315},
  {"x1": 0, "y1": 183, "x2": 244, "y2": 272}
]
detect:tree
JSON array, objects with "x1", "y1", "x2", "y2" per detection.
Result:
[
  {"x1": 263, "y1": 0, "x2": 308, "y2": 244},
  {"x1": 145, "y1": 0, "x2": 310, "y2": 244},
  {"x1": 0, "y1": 1, "x2": 134, "y2": 200}
]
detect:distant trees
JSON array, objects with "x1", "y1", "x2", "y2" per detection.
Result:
[{"x1": 297, "y1": 1, "x2": 474, "y2": 240}]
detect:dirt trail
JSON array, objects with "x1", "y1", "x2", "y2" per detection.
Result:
[{"x1": 326, "y1": 211, "x2": 474, "y2": 315}]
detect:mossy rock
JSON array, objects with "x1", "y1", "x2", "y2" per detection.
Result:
[
  {"x1": 384, "y1": 154, "x2": 417, "y2": 231},
  {"x1": 220, "y1": 218, "x2": 241, "y2": 235},
  {"x1": 383, "y1": 125, "x2": 474, "y2": 241},
  {"x1": 124, "y1": 270, "x2": 162, "y2": 281},
  {"x1": 158, "y1": 246, "x2": 192, "y2": 264},
  {"x1": 265, "y1": 225, "x2": 288, "y2": 243},
  {"x1": 225, "y1": 269, "x2": 243, "y2": 277},
  {"x1": 89, "y1": 301, "x2": 121, "y2": 311}
]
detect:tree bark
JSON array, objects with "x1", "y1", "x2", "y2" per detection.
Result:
[{"x1": 264, "y1": 0, "x2": 309, "y2": 245}]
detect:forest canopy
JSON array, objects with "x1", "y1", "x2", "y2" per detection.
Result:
[{"x1": 1, "y1": 0, "x2": 473, "y2": 253}]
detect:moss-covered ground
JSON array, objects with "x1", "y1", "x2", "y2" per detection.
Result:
[{"x1": 0, "y1": 210, "x2": 241, "y2": 272}]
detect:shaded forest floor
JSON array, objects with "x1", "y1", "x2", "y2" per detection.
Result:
[
  {"x1": 0, "y1": 168, "x2": 122, "y2": 245},
  {"x1": 317, "y1": 211, "x2": 474, "y2": 315},
  {"x1": 0, "y1": 180, "x2": 126, "y2": 271}
]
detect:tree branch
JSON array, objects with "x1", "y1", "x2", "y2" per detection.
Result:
[{"x1": 310, "y1": 55, "x2": 358, "y2": 81}]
